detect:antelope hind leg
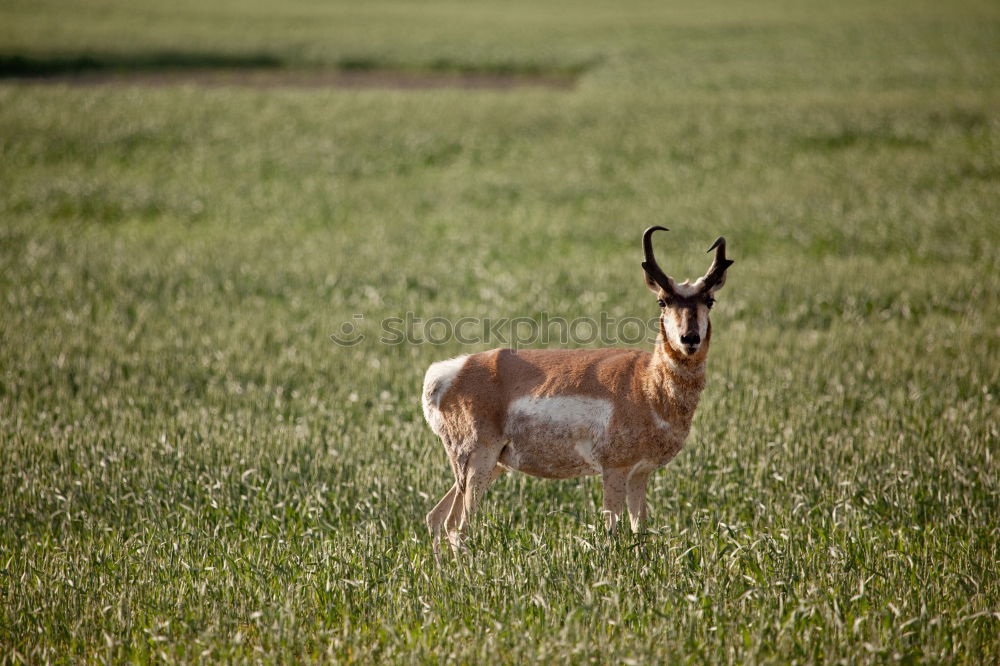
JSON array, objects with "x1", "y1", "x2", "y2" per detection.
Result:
[
  {"x1": 446, "y1": 461, "x2": 505, "y2": 550},
  {"x1": 601, "y1": 468, "x2": 627, "y2": 534},
  {"x1": 626, "y1": 468, "x2": 652, "y2": 534},
  {"x1": 426, "y1": 484, "x2": 459, "y2": 553}
]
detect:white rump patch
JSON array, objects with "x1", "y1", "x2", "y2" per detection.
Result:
[{"x1": 422, "y1": 354, "x2": 469, "y2": 435}]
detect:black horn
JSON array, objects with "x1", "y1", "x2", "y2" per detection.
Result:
[
  {"x1": 641, "y1": 226, "x2": 673, "y2": 292},
  {"x1": 702, "y1": 237, "x2": 734, "y2": 289}
]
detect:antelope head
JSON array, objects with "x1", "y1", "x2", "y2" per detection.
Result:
[{"x1": 641, "y1": 226, "x2": 733, "y2": 357}]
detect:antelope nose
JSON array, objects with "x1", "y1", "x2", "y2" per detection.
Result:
[{"x1": 680, "y1": 333, "x2": 700, "y2": 346}]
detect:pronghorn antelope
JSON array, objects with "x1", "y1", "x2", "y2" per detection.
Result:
[{"x1": 422, "y1": 227, "x2": 732, "y2": 549}]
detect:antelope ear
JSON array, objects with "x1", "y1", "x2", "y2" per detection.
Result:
[{"x1": 644, "y1": 269, "x2": 661, "y2": 294}]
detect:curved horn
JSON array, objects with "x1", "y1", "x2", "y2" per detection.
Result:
[
  {"x1": 702, "y1": 236, "x2": 734, "y2": 289},
  {"x1": 641, "y1": 226, "x2": 673, "y2": 292}
]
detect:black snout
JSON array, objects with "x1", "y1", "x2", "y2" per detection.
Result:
[{"x1": 680, "y1": 332, "x2": 700, "y2": 346}]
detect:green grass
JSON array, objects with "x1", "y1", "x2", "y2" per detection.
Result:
[{"x1": 1, "y1": 0, "x2": 998, "y2": 662}]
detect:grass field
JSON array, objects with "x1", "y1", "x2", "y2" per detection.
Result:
[{"x1": 1, "y1": 0, "x2": 999, "y2": 662}]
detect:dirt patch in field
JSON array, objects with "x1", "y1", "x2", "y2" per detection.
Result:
[{"x1": 6, "y1": 68, "x2": 577, "y2": 90}]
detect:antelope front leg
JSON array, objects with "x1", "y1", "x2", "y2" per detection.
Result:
[
  {"x1": 601, "y1": 468, "x2": 627, "y2": 534},
  {"x1": 626, "y1": 467, "x2": 652, "y2": 534}
]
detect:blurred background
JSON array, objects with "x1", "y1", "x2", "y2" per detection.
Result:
[{"x1": 1, "y1": 0, "x2": 997, "y2": 662}]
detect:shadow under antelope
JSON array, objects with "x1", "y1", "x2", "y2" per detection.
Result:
[{"x1": 422, "y1": 227, "x2": 733, "y2": 551}]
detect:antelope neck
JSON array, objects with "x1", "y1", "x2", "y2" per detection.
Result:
[{"x1": 645, "y1": 319, "x2": 709, "y2": 422}]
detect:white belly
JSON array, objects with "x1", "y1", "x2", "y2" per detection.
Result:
[{"x1": 501, "y1": 396, "x2": 612, "y2": 479}]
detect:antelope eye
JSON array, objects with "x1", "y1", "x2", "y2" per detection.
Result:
[
  {"x1": 706, "y1": 297, "x2": 716, "y2": 308},
  {"x1": 657, "y1": 298, "x2": 666, "y2": 308}
]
